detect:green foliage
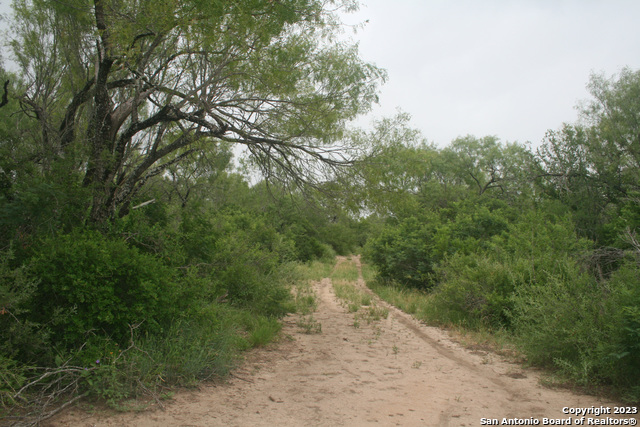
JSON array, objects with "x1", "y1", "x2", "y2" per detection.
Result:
[
  {"x1": 358, "y1": 71, "x2": 640, "y2": 396},
  {"x1": 427, "y1": 209, "x2": 590, "y2": 328},
  {"x1": 537, "y1": 69, "x2": 640, "y2": 245},
  {"x1": 365, "y1": 197, "x2": 513, "y2": 290},
  {"x1": 8, "y1": 0, "x2": 385, "y2": 224},
  {"x1": 3, "y1": 1, "x2": 640, "y2": 410},
  {"x1": 613, "y1": 265, "x2": 640, "y2": 352},
  {"x1": 350, "y1": 116, "x2": 535, "y2": 217},
  {"x1": 286, "y1": 222, "x2": 331, "y2": 262},
  {"x1": 249, "y1": 185, "x2": 358, "y2": 260},
  {"x1": 511, "y1": 259, "x2": 640, "y2": 391},
  {"x1": 177, "y1": 206, "x2": 295, "y2": 317},
  {"x1": 0, "y1": 166, "x2": 91, "y2": 255},
  {"x1": 0, "y1": 354, "x2": 28, "y2": 409},
  {"x1": 247, "y1": 317, "x2": 283, "y2": 347},
  {"x1": 446, "y1": 135, "x2": 535, "y2": 200},
  {"x1": 27, "y1": 229, "x2": 179, "y2": 352},
  {"x1": 348, "y1": 112, "x2": 435, "y2": 216},
  {"x1": 0, "y1": 249, "x2": 49, "y2": 363},
  {"x1": 431, "y1": 255, "x2": 516, "y2": 328},
  {"x1": 81, "y1": 302, "x2": 281, "y2": 403},
  {"x1": 365, "y1": 214, "x2": 438, "y2": 289},
  {"x1": 0, "y1": 0, "x2": 388, "y2": 418}
]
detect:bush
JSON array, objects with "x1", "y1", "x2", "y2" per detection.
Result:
[
  {"x1": 365, "y1": 201, "x2": 513, "y2": 290},
  {"x1": 27, "y1": 229, "x2": 179, "y2": 354},
  {"x1": 0, "y1": 248, "x2": 50, "y2": 364},
  {"x1": 427, "y1": 209, "x2": 592, "y2": 329},
  {"x1": 365, "y1": 215, "x2": 438, "y2": 289},
  {"x1": 0, "y1": 354, "x2": 27, "y2": 409},
  {"x1": 431, "y1": 254, "x2": 517, "y2": 328},
  {"x1": 79, "y1": 302, "x2": 282, "y2": 404},
  {"x1": 598, "y1": 262, "x2": 640, "y2": 389},
  {"x1": 176, "y1": 207, "x2": 295, "y2": 317},
  {"x1": 511, "y1": 259, "x2": 640, "y2": 394}
]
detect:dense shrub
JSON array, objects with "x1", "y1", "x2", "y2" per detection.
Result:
[
  {"x1": 610, "y1": 263, "x2": 640, "y2": 389},
  {"x1": 177, "y1": 207, "x2": 295, "y2": 317},
  {"x1": 430, "y1": 254, "x2": 517, "y2": 328},
  {"x1": 365, "y1": 215, "x2": 438, "y2": 289},
  {"x1": 428, "y1": 210, "x2": 592, "y2": 329},
  {"x1": 27, "y1": 229, "x2": 180, "y2": 352},
  {"x1": 365, "y1": 201, "x2": 512, "y2": 290},
  {"x1": 511, "y1": 259, "x2": 640, "y2": 393},
  {"x1": 0, "y1": 249, "x2": 49, "y2": 364},
  {"x1": 2, "y1": 198, "x2": 303, "y2": 415}
]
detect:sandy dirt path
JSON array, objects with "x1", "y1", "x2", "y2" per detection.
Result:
[{"x1": 48, "y1": 256, "x2": 637, "y2": 426}]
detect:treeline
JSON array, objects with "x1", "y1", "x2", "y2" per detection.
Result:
[{"x1": 360, "y1": 70, "x2": 640, "y2": 399}]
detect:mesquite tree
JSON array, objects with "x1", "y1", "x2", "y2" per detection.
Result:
[{"x1": 6, "y1": 0, "x2": 384, "y2": 223}]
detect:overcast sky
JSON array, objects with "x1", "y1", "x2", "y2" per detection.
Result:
[{"x1": 341, "y1": 0, "x2": 640, "y2": 147}]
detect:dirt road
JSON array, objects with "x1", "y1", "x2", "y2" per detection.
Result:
[{"x1": 49, "y1": 256, "x2": 637, "y2": 426}]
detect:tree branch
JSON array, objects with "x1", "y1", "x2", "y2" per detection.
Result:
[
  {"x1": 59, "y1": 78, "x2": 95, "y2": 148},
  {"x1": 0, "y1": 80, "x2": 8, "y2": 109}
]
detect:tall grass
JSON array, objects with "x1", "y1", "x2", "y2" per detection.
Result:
[
  {"x1": 330, "y1": 258, "x2": 359, "y2": 281},
  {"x1": 294, "y1": 259, "x2": 334, "y2": 282},
  {"x1": 333, "y1": 280, "x2": 372, "y2": 308}
]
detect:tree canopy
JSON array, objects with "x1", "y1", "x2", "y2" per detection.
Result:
[{"x1": 5, "y1": 0, "x2": 385, "y2": 223}]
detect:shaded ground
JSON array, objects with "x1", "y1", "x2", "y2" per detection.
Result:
[{"x1": 47, "y1": 256, "x2": 637, "y2": 426}]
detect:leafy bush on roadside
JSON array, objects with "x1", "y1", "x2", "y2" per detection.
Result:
[
  {"x1": 27, "y1": 229, "x2": 180, "y2": 354},
  {"x1": 511, "y1": 259, "x2": 640, "y2": 393},
  {"x1": 429, "y1": 254, "x2": 516, "y2": 328},
  {"x1": 365, "y1": 199, "x2": 513, "y2": 290},
  {"x1": 1, "y1": 201, "x2": 302, "y2": 417},
  {"x1": 430, "y1": 210, "x2": 592, "y2": 329},
  {"x1": 177, "y1": 207, "x2": 295, "y2": 317},
  {"x1": 365, "y1": 215, "x2": 439, "y2": 289}
]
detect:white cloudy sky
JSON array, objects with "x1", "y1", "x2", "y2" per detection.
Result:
[{"x1": 340, "y1": 0, "x2": 640, "y2": 147}]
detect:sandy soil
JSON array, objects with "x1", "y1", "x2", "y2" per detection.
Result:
[{"x1": 47, "y1": 256, "x2": 638, "y2": 427}]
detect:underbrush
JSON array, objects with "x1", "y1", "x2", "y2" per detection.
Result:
[
  {"x1": 0, "y1": 207, "x2": 300, "y2": 424},
  {"x1": 364, "y1": 205, "x2": 640, "y2": 402},
  {"x1": 0, "y1": 302, "x2": 283, "y2": 423}
]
